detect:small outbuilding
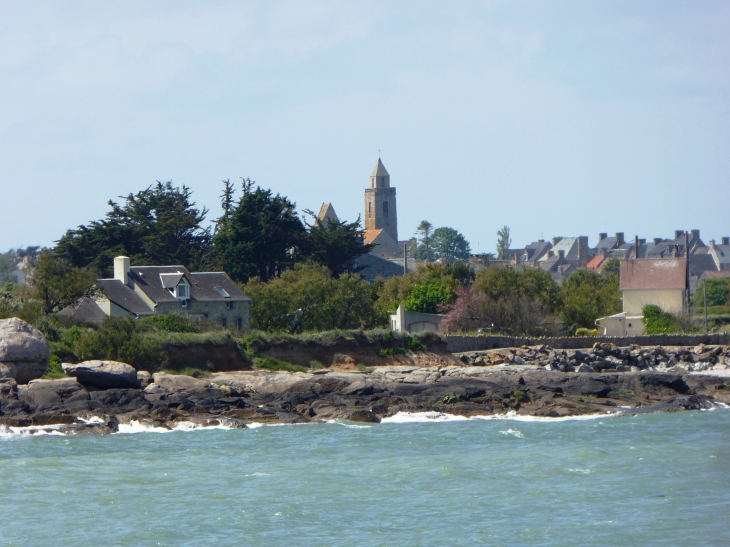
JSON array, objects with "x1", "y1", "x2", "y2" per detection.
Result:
[{"x1": 388, "y1": 304, "x2": 445, "y2": 334}]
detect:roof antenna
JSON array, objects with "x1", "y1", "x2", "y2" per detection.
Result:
[{"x1": 378, "y1": 148, "x2": 381, "y2": 159}]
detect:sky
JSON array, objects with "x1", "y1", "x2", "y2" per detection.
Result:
[{"x1": 1, "y1": 0, "x2": 729, "y2": 254}]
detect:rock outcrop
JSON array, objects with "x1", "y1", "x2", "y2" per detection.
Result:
[
  {"x1": 1, "y1": 343, "x2": 729, "y2": 434},
  {"x1": 62, "y1": 360, "x2": 140, "y2": 389},
  {"x1": 0, "y1": 318, "x2": 50, "y2": 383}
]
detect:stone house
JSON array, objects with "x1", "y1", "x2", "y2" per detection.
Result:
[{"x1": 59, "y1": 256, "x2": 251, "y2": 329}]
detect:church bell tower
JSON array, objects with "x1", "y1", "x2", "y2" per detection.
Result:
[{"x1": 364, "y1": 158, "x2": 398, "y2": 243}]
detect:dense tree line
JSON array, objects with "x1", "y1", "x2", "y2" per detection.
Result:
[{"x1": 2, "y1": 178, "x2": 629, "y2": 337}]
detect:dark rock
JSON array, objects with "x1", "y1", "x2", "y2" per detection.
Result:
[
  {"x1": 347, "y1": 409, "x2": 381, "y2": 423},
  {"x1": 62, "y1": 360, "x2": 139, "y2": 389},
  {"x1": 90, "y1": 389, "x2": 151, "y2": 414},
  {"x1": 18, "y1": 378, "x2": 92, "y2": 413}
]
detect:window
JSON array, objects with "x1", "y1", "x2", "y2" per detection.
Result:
[
  {"x1": 368, "y1": 202, "x2": 372, "y2": 217},
  {"x1": 235, "y1": 317, "x2": 243, "y2": 330},
  {"x1": 382, "y1": 201, "x2": 389, "y2": 218},
  {"x1": 177, "y1": 284, "x2": 188, "y2": 298},
  {"x1": 226, "y1": 302, "x2": 235, "y2": 310},
  {"x1": 220, "y1": 317, "x2": 227, "y2": 328},
  {"x1": 216, "y1": 286, "x2": 231, "y2": 298}
]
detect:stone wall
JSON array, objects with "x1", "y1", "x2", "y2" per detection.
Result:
[{"x1": 446, "y1": 333, "x2": 730, "y2": 353}]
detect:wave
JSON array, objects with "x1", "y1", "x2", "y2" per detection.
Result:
[{"x1": 382, "y1": 410, "x2": 615, "y2": 424}]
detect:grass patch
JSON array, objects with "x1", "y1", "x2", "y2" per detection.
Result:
[
  {"x1": 41, "y1": 354, "x2": 67, "y2": 380},
  {"x1": 625, "y1": 389, "x2": 635, "y2": 397},
  {"x1": 254, "y1": 356, "x2": 307, "y2": 373},
  {"x1": 356, "y1": 363, "x2": 374, "y2": 373},
  {"x1": 162, "y1": 366, "x2": 212, "y2": 378},
  {"x1": 309, "y1": 360, "x2": 325, "y2": 370}
]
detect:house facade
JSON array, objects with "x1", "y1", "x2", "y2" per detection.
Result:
[
  {"x1": 595, "y1": 257, "x2": 688, "y2": 336},
  {"x1": 60, "y1": 256, "x2": 251, "y2": 329}
]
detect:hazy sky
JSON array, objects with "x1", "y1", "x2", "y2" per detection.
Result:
[{"x1": 1, "y1": 1, "x2": 729, "y2": 254}]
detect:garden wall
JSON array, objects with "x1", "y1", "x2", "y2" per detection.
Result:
[{"x1": 446, "y1": 333, "x2": 730, "y2": 353}]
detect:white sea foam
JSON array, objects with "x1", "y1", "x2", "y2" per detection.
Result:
[
  {"x1": 383, "y1": 410, "x2": 615, "y2": 424},
  {"x1": 381, "y1": 411, "x2": 470, "y2": 423},
  {"x1": 500, "y1": 429, "x2": 524, "y2": 438}
]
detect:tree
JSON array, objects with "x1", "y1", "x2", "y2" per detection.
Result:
[
  {"x1": 601, "y1": 257, "x2": 620, "y2": 275},
  {"x1": 430, "y1": 227, "x2": 471, "y2": 263},
  {"x1": 242, "y1": 262, "x2": 377, "y2": 332},
  {"x1": 30, "y1": 252, "x2": 98, "y2": 314},
  {"x1": 441, "y1": 287, "x2": 561, "y2": 336},
  {"x1": 55, "y1": 181, "x2": 211, "y2": 276},
  {"x1": 375, "y1": 263, "x2": 461, "y2": 323},
  {"x1": 415, "y1": 220, "x2": 435, "y2": 262},
  {"x1": 302, "y1": 213, "x2": 374, "y2": 278},
  {"x1": 472, "y1": 267, "x2": 560, "y2": 312},
  {"x1": 402, "y1": 281, "x2": 453, "y2": 313},
  {"x1": 558, "y1": 269, "x2": 621, "y2": 328},
  {"x1": 0, "y1": 253, "x2": 17, "y2": 286},
  {"x1": 496, "y1": 226, "x2": 511, "y2": 260},
  {"x1": 693, "y1": 278, "x2": 730, "y2": 308},
  {"x1": 213, "y1": 178, "x2": 307, "y2": 283}
]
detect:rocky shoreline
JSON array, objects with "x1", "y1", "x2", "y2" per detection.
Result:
[
  {"x1": 2, "y1": 318, "x2": 730, "y2": 434},
  {"x1": 2, "y1": 356, "x2": 730, "y2": 435}
]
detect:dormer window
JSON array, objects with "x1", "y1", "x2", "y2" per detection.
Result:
[{"x1": 177, "y1": 284, "x2": 188, "y2": 298}]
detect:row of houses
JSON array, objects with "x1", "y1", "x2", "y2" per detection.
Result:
[{"x1": 469, "y1": 229, "x2": 730, "y2": 295}]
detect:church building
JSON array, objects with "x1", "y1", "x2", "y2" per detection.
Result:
[{"x1": 362, "y1": 159, "x2": 406, "y2": 258}]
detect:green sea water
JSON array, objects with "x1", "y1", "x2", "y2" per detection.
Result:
[{"x1": 1, "y1": 410, "x2": 729, "y2": 546}]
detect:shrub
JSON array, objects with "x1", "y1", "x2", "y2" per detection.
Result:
[
  {"x1": 405, "y1": 337, "x2": 426, "y2": 351},
  {"x1": 378, "y1": 347, "x2": 406, "y2": 357},
  {"x1": 74, "y1": 317, "x2": 167, "y2": 370},
  {"x1": 41, "y1": 354, "x2": 67, "y2": 380},
  {"x1": 643, "y1": 305, "x2": 683, "y2": 334},
  {"x1": 513, "y1": 390, "x2": 528, "y2": 402},
  {"x1": 309, "y1": 360, "x2": 325, "y2": 370},
  {"x1": 356, "y1": 363, "x2": 374, "y2": 373},
  {"x1": 575, "y1": 328, "x2": 597, "y2": 336},
  {"x1": 139, "y1": 314, "x2": 199, "y2": 333}
]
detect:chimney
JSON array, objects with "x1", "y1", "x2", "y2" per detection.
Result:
[
  {"x1": 557, "y1": 250, "x2": 565, "y2": 260},
  {"x1": 723, "y1": 237, "x2": 729, "y2": 246},
  {"x1": 552, "y1": 237, "x2": 563, "y2": 246},
  {"x1": 653, "y1": 238, "x2": 662, "y2": 245},
  {"x1": 598, "y1": 233, "x2": 607, "y2": 242},
  {"x1": 675, "y1": 230, "x2": 684, "y2": 239},
  {"x1": 547, "y1": 250, "x2": 555, "y2": 258},
  {"x1": 114, "y1": 256, "x2": 130, "y2": 286},
  {"x1": 639, "y1": 239, "x2": 646, "y2": 245},
  {"x1": 615, "y1": 232, "x2": 625, "y2": 245},
  {"x1": 709, "y1": 240, "x2": 715, "y2": 250},
  {"x1": 691, "y1": 229, "x2": 700, "y2": 241},
  {"x1": 578, "y1": 236, "x2": 589, "y2": 261}
]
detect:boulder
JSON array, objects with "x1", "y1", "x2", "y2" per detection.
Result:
[
  {"x1": 0, "y1": 318, "x2": 51, "y2": 383},
  {"x1": 18, "y1": 377, "x2": 95, "y2": 413},
  {"x1": 62, "y1": 360, "x2": 140, "y2": 389}
]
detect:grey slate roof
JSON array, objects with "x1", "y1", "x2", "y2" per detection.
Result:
[
  {"x1": 129, "y1": 266, "x2": 250, "y2": 303},
  {"x1": 57, "y1": 296, "x2": 108, "y2": 323},
  {"x1": 689, "y1": 254, "x2": 719, "y2": 276},
  {"x1": 97, "y1": 279, "x2": 154, "y2": 315}
]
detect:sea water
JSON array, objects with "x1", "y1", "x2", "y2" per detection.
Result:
[{"x1": 1, "y1": 410, "x2": 729, "y2": 546}]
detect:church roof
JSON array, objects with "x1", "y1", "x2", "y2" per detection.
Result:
[
  {"x1": 317, "y1": 203, "x2": 338, "y2": 223},
  {"x1": 363, "y1": 229, "x2": 383, "y2": 245},
  {"x1": 370, "y1": 158, "x2": 389, "y2": 177}
]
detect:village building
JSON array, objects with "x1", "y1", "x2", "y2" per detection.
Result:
[
  {"x1": 59, "y1": 256, "x2": 251, "y2": 329},
  {"x1": 595, "y1": 257, "x2": 688, "y2": 336},
  {"x1": 388, "y1": 303, "x2": 445, "y2": 334}
]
